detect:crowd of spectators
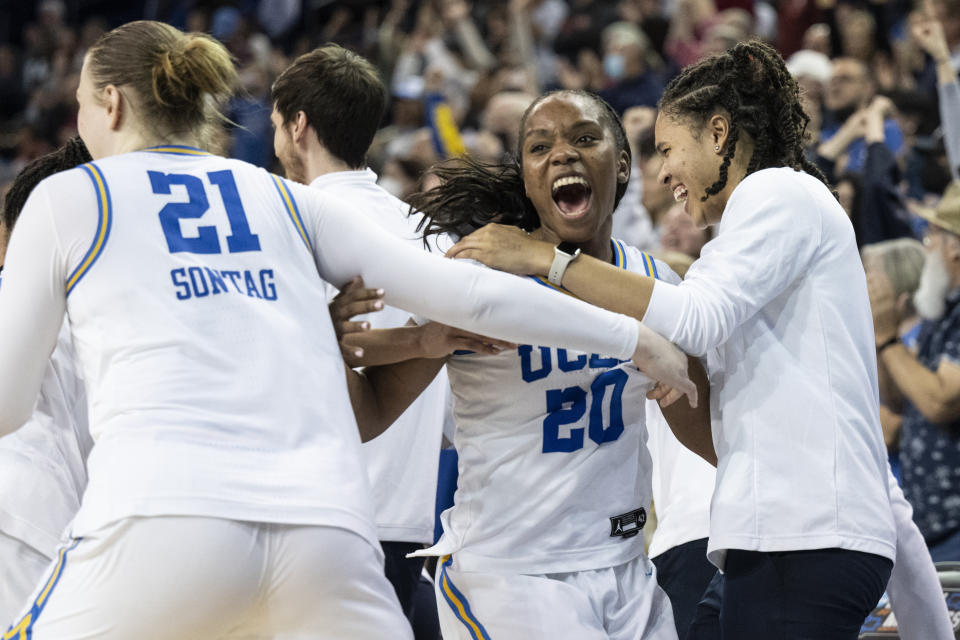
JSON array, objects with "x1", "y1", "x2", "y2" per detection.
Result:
[{"x1": 3, "y1": 0, "x2": 960, "y2": 562}]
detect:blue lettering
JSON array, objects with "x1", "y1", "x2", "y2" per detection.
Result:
[
  {"x1": 204, "y1": 267, "x2": 229, "y2": 294},
  {"x1": 260, "y1": 269, "x2": 277, "y2": 300},
  {"x1": 170, "y1": 268, "x2": 190, "y2": 300},
  {"x1": 589, "y1": 354, "x2": 620, "y2": 368},
  {"x1": 588, "y1": 369, "x2": 627, "y2": 445},
  {"x1": 187, "y1": 266, "x2": 210, "y2": 297},
  {"x1": 208, "y1": 170, "x2": 261, "y2": 253},
  {"x1": 221, "y1": 270, "x2": 243, "y2": 293},
  {"x1": 149, "y1": 171, "x2": 220, "y2": 254},
  {"x1": 169, "y1": 265, "x2": 279, "y2": 302},
  {"x1": 244, "y1": 270, "x2": 262, "y2": 298},
  {"x1": 557, "y1": 349, "x2": 587, "y2": 372},
  {"x1": 542, "y1": 386, "x2": 587, "y2": 453},
  {"x1": 519, "y1": 345, "x2": 552, "y2": 382}
]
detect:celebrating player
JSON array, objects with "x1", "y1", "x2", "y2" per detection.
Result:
[
  {"x1": 0, "y1": 20, "x2": 692, "y2": 640},
  {"x1": 332, "y1": 89, "x2": 711, "y2": 640},
  {"x1": 449, "y1": 40, "x2": 897, "y2": 639}
]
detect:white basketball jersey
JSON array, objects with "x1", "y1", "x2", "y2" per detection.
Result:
[
  {"x1": 35, "y1": 147, "x2": 378, "y2": 544},
  {"x1": 644, "y1": 399, "x2": 713, "y2": 559},
  {"x1": 6, "y1": 146, "x2": 645, "y2": 550},
  {"x1": 420, "y1": 243, "x2": 678, "y2": 574},
  {"x1": 310, "y1": 169, "x2": 447, "y2": 544},
  {"x1": 0, "y1": 318, "x2": 91, "y2": 557}
]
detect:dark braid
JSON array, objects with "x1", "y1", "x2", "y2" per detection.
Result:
[
  {"x1": 414, "y1": 90, "x2": 631, "y2": 245},
  {"x1": 705, "y1": 124, "x2": 738, "y2": 200},
  {"x1": 412, "y1": 156, "x2": 539, "y2": 246},
  {"x1": 658, "y1": 40, "x2": 835, "y2": 201},
  {"x1": 2, "y1": 137, "x2": 92, "y2": 231}
]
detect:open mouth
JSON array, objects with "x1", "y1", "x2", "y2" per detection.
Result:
[
  {"x1": 673, "y1": 184, "x2": 688, "y2": 202},
  {"x1": 552, "y1": 175, "x2": 593, "y2": 217}
]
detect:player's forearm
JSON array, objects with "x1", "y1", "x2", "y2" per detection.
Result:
[
  {"x1": 658, "y1": 356, "x2": 716, "y2": 466},
  {"x1": 316, "y1": 198, "x2": 641, "y2": 359},
  {"x1": 350, "y1": 358, "x2": 447, "y2": 442},
  {"x1": 530, "y1": 252, "x2": 656, "y2": 322},
  {"x1": 344, "y1": 326, "x2": 437, "y2": 367}
]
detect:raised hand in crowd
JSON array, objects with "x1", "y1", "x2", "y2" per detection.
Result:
[{"x1": 911, "y1": 0, "x2": 952, "y2": 68}]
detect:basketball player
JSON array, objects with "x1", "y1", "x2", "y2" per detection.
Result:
[
  {"x1": 448, "y1": 41, "x2": 896, "y2": 638},
  {"x1": 0, "y1": 20, "x2": 690, "y2": 640},
  {"x1": 330, "y1": 90, "x2": 713, "y2": 640},
  {"x1": 269, "y1": 44, "x2": 478, "y2": 626},
  {"x1": 0, "y1": 139, "x2": 93, "y2": 622}
]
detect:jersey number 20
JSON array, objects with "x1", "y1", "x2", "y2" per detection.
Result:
[
  {"x1": 148, "y1": 170, "x2": 261, "y2": 254},
  {"x1": 543, "y1": 369, "x2": 627, "y2": 453}
]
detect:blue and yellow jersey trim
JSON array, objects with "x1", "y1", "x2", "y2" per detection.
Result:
[
  {"x1": 639, "y1": 249, "x2": 659, "y2": 279},
  {"x1": 438, "y1": 555, "x2": 491, "y2": 640},
  {"x1": 142, "y1": 145, "x2": 212, "y2": 156},
  {"x1": 66, "y1": 163, "x2": 112, "y2": 296},
  {"x1": 3, "y1": 538, "x2": 82, "y2": 639},
  {"x1": 270, "y1": 174, "x2": 315, "y2": 254}
]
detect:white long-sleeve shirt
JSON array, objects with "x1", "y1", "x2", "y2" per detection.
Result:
[
  {"x1": 0, "y1": 149, "x2": 640, "y2": 543},
  {"x1": 0, "y1": 319, "x2": 91, "y2": 558},
  {"x1": 310, "y1": 169, "x2": 448, "y2": 545},
  {"x1": 643, "y1": 167, "x2": 896, "y2": 569}
]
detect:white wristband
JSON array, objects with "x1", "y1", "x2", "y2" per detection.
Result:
[{"x1": 548, "y1": 245, "x2": 581, "y2": 286}]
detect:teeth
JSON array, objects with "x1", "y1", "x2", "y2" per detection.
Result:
[
  {"x1": 552, "y1": 176, "x2": 590, "y2": 193},
  {"x1": 673, "y1": 185, "x2": 687, "y2": 202}
]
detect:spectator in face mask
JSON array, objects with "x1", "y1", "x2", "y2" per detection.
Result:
[{"x1": 597, "y1": 21, "x2": 666, "y2": 115}]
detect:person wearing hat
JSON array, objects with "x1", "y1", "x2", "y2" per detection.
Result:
[{"x1": 870, "y1": 180, "x2": 960, "y2": 562}]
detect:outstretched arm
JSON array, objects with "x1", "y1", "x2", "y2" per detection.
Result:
[
  {"x1": 0, "y1": 186, "x2": 67, "y2": 437},
  {"x1": 447, "y1": 177, "x2": 820, "y2": 357},
  {"x1": 445, "y1": 223, "x2": 656, "y2": 322},
  {"x1": 299, "y1": 183, "x2": 696, "y2": 403}
]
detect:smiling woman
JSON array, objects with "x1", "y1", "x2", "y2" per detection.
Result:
[
  {"x1": 402, "y1": 90, "x2": 710, "y2": 640},
  {"x1": 416, "y1": 89, "x2": 631, "y2": 265},
  {"x1": 439, "y1": 40, "x2": 905, "y2": 640},
  {"x1": 0, "y1": 20, "x2": 698, "y2": 640}
]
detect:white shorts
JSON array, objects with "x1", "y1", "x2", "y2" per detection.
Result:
[
  {"x1": 4, "y1": 516, "x2": 411, "y2": 640},
  {"x1": 0, "y1": 531, "x2": 51, "y2": 625},
  {"x1": 434, "y1": 553, "x2": 677, "y2": 640}
]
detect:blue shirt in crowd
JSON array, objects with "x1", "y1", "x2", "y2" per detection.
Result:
[{"x1": 900, "y1": 287, "x2": 960, "y2": 545}]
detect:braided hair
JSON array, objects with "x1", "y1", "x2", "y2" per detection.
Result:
[
  {"x1": 2, "y1": 137, "x2": 92, "y2": 232},
  {"x1": 658, "y1": 40, "x2": 833, "y2": 202},
  {"x1": 413, "y1": 90, "x2": 630, "y2": 244}
]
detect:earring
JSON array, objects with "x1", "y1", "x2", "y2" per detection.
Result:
[{"x1": 715, "y1": 144, "x2": 720, "y2": 151}]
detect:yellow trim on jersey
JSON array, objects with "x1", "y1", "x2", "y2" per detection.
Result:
[
  {"x1": 144, "y1": 146, "x2": 212, "y2": 156},
  {"x1": 439, "y1": 555, "x2": 490, "y2": 640},
  {"x1": 271, "y1": 174, "x2": 314, "y2": 253},
  {"x1": 3, "y1": 539, "x2": 81, "y2": 640},
  {"x1": 612, "y1": 238, "x2": 626, "y2": 269},
  {"x1": 529, "y1": 239, "x2": 631, "y2": 297},
  {"x1": 529, "y1": 275, "x2": 578, "y2": 298},
  {"x1": 65, "y1": 164, "x2": 111, "y2": 296}
]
